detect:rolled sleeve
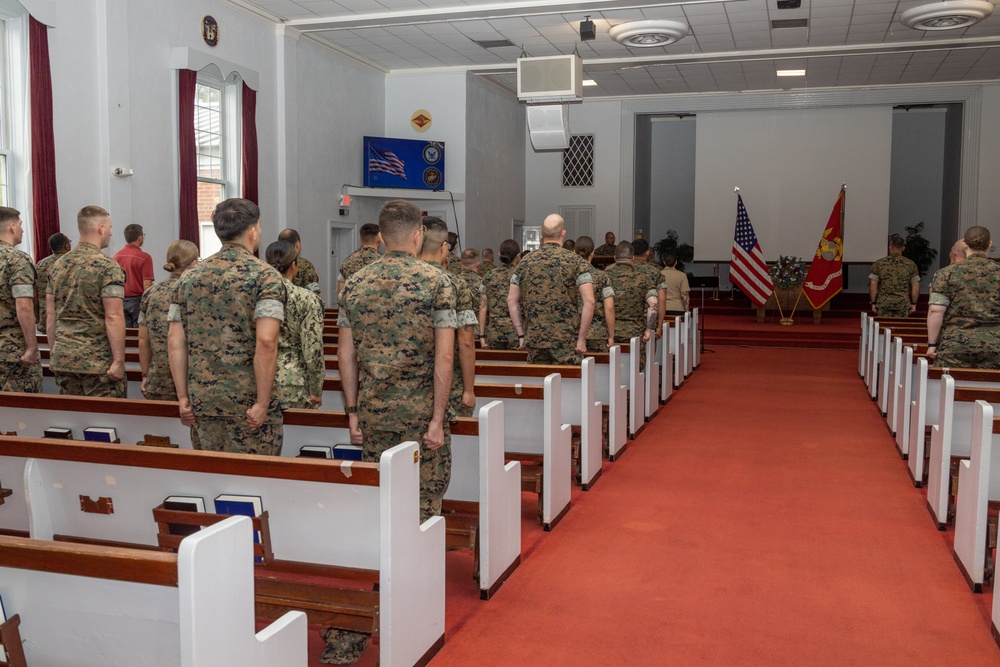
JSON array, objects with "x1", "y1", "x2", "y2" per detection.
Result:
[
  {"x1": 255, "y1": 298, "x2": 285, "y2": 322},
  {"x1": 867, "y1": 272, "x2": 879, "y2": 283},
  {"x1": 601, "y1": 285, "x2": 615, "y2": 300},
  {"x1": 434, "y1": 309, "x2": 458, "y2": 328},
  {"x1": 336, "y1": 309, "x2": 352, "y2": 328},
  {"x1": 167, "y1": 303, "x2": 182, "y2": 322},
  {"x1": 101, "y1": 284, "x2": 125, "y2": 299},
  {"x1": 457, "y1": 309, "x2": 478, "y2": 328},
  {"x1": 11, "y1": 284, "x2": 34, "y2": 299},
  {"x1": 910, "y1": 275, "x2": 921, "y2": 284},
  {"x1": 928, "y1": 292, "x2": 950, "y2": 307},
  {"x1": 509, "y1": 272, "x2": 520, "y2": 286},
  {"x1": 576, "y1": 271, "x2": 593, "y2": 286}
]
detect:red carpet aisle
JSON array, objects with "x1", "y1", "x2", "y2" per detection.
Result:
[{"x1": 429, "y1": 347, "x2": 999, "y2": 666}]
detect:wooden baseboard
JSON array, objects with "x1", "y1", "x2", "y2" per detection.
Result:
[
  {"x1": 480, "y1": 555, "x2": 521, "y2": 601},
  {"x1": 952, "y1": 549, "x2": 984, "y2": 593}
]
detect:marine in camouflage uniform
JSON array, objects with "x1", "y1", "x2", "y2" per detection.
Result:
[
  {"x1": 277, "y1": 278, "x2": 325, "y2": 409},
  {"x1": 869, "y1": 239, "x2": 919, "y2": 318},
  {"x1": 139, "y1": 274, "x2": 181, "y2": 401},
  {"x1": 425, "y1": 259, "x2": 476, "y2": 420},
  {"x1": 928, "y1": 234, "x2": 1000, "y2": 369},
  {"x1": 337, "y1": 246, "x2": 381, "y2": 290},
  {"x1": 0, "y1": 211, "x2": 41, "y2": 393},
  {"x1": 478, "y1": 259, "x2": 496, "y2": 276},
  {"x1": 34, "y1": 233, "x2": 71, "y2": 334},
  {"x1": 509, "y1": 216, "x2": 594, "y2": 365},
  {"x1": 585, "y1": 265, "x2": 615, "y2": 352},
  {"x1": 338, "y1": 248, "x2": 457, "y2": 522},
  {"x1": 278, "y1": 228, "x2": 322, "y2": 298},
  {"x1": 482, "y1": 261, "x2": 519, "y2": 349},
  {"x1": 170, "y1": 202, "x2": 286, "y2": 456},
  {"x1": 595, "y1": 232, "x2": 617, "y2": 256},
  {"x1": 48, "y1": 210, "x2": 127, "y2": 398},
  {"x1": 605, "y1": 252, "x2": 658, "y2": 369}
]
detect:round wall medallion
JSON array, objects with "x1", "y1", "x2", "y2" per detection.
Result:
[
  {"x1": 609, "y1": 20, "x2": 690, "y2": 47},
  {"x1": 900, "y1": 1, "x2": 994, "y2": 30},
  {"x1": 203, "y1": 16, "x2": 219, "y2": 47},
  {"x1": 411, "y1": 110, "x2": 432, "y2": 132}
]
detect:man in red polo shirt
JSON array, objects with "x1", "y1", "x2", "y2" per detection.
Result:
[{"x1": 113, "y1": 224, "x2": 154, "y2": 328}]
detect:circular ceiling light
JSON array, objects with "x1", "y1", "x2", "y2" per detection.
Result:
[
  {"x1": 609, "y1": 20, "x2": 690, "y2": 47},
  {"x1": 900, "y1": 1, "x2": 994, "y2": 30}
]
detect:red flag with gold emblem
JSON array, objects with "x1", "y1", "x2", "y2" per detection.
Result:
[{"x1": 803, "y1": 188, "x2": 845, "y2": 309}]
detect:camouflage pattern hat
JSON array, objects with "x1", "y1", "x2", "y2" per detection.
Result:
[{"x1": 320, "y1": 628, "x2": 370, "y2": 664}]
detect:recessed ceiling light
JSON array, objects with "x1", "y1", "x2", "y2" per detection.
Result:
[
  {"x1": 776, "y1": 69, "x2": 806, "y2": 76},
  {"x1": 609, "y1": 20, "x2": 690, "y2": 48},
  {"x1": 900, "y1": 1, "x2": 994, "y2": 31},
  {"x1": 583, "y1": 79, "x2": 598, "y2": 87}
]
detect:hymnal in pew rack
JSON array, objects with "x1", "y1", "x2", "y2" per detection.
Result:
[
  {"x1": 162, "y1": 495, "x2": 206, "y2": 536},
  {"x1": 153, "y1": 501, "x2": 273, "y2": 564},
  {"x1": 43, "y1": 427, "x2": 72, "y2": 439},
  {"x1": 83, "y1": 426, "x2": 119, "y2": 443}
]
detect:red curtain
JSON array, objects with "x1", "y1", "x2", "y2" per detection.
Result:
[
  {"x1": 29, "y1": 16, "x2": 59, "y2": 262},
  {"x1": 241, "y1": 82, "x2": 258, "y2": 204},
  {"x1": 177, "y1": 69, "x2": 199, "y2": 247}
]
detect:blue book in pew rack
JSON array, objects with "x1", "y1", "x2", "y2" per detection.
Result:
[
  {"x1": 333, "y1": 444, "x2": 363, "y2": 461},
  {"x1": 214, "y1": 494, "x2": 263, "y2": 561}
]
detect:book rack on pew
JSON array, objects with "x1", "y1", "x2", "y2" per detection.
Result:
[{"x1": 0, "y1": 614, "x2": 26, "y2": 667}]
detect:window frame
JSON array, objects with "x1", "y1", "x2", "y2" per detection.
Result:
[
  {"x1": 194, "y1": 70, "x2": 243, "y2": 256},
  {"x1": 0, "y1": 4, "x2": 29, "y2": 251}
]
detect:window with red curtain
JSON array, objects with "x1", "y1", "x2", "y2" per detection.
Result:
[
  {"x1": 29, "y1": 15, "x2": 59, "y2": 262},
  {"x1": 177, "y1": 69, "x2": 199, "y2": 248},
  {"x1": 242, "y1": 82, "x2": 257, "y2": 204}
]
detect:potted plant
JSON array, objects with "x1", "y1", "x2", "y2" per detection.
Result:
[
  {"x1": 901, "y1": 222, "x2": 938, "y2": 277},
  {"x1": 652, "y1": 230, "x2": 694, "y2": 271}
]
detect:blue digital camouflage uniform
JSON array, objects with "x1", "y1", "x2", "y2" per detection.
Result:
[
  {"x1": 138, "y1": 274, "x2": 180, "y2": 401},
  {"x1": 0, "y1": 240, "x2": 41, "y2": 392},
  {"x1": 869, "y1": 254, "x2": 919, "y2": 317},
  {"x1": 482, "y1": 263, "x2": 518, "y2": 349},
  {"x1": 929, "y1": 254, "x2": 1000, "y2": 369},
  {"x1": 338, "y1": 251, "x2": 458, "y2": 522},
  {"x1": 48, "y1": 242, "x2": 126, "y2": 397},
  {"x1": 169, "y1": 243, "x2": 286, "y2": 455},
  {"x1": 585, "y1": 266, "x2": 615, "y2": 353},
  {"x1": 277, "y1": 278, "x2": 325, "y2": 408},
  {"x1": 510, "y1": 242, "x2": 592, "y2": 365}
]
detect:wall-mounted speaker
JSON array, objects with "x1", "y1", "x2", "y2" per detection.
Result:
[
  {"x1": 517, "y1": 55, "x2": 583, "y2": 103},
  {"x1": 527, "y1": 105, "x2": 570, "y2": 151}
]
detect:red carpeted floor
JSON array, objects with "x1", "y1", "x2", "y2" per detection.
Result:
[{"x1": 425, "y1": 347, "x2": 1000, "y2": 666}]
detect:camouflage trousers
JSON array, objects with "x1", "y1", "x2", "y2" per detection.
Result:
[
  {"x1": 55, "y1": 372, "x2": 126, "y2": 398},
  {"x1": 190, "y1": 416, "x2": 283, "y2": 456},
  {"x1": 527, "y1": 346, "x2": 580, "y2": 365},
  {"x1": 875, "y1": 298, "x2": 911, "y2": 318},
  {"x1": 615, "y1": 325, "x2": 649, "y2": 370},
  {"x1": 144, "y1": 390, "x2": 178, "y2": 402},
  {"x1": 935, "y1": 332, "x2": 1000, "y2": 370},
  {"x1": 586, "y1": 338, "x2": 610, "y2": 353},
  {"x1": 486, "y1": 331, "x2": 519, "y2": 350},
  {"x1": 0, "y1": 361, "x2": 42, "y2": 393},
  {"x1": 362, "y1": 421, "x2": 451, "y2": 524},
  {"x1": 282, "y1": 384, "x2": 318, "y2": 410}
]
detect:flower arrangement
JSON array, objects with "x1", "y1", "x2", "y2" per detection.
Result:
[{"x1": 770, "y1": 255, "x2": 805, "y2": 289}]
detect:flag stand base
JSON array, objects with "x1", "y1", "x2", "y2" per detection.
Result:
[{"x1": 779, "y1": 317, "x2": 795, "y2": 326}]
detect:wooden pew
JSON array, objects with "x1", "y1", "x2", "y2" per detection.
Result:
[
  {"x1": 953, "y1": 401, "x2": 1000, "y2": 592},
  {"x1": 0, "y1": 392, "x2": 519, "y2": 601},
  {"x1": 2, "y1": 437, "x2": 444, "y2": 667},
  {"x1": 926, "y1": 379, "x2": 1000, "y2": 529},
  {"x1": 0, "y1": 518, "x2": 307, "y2": 666}
]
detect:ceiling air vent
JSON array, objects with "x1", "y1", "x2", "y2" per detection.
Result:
[
  {"x1": 473, "y1": 39, "x2": 517, "y2": 49},
  {"x1": 609, "y1": 20, "x2": 690, "y2": 48},
  {"x1": 900, "y1": 1, "x2": 994, "y2": 30},
  {"x1": 771, "y1": 19, "x2": 808, "y2": 29}
]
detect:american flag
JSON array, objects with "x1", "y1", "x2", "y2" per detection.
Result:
[
  {"x1": 368, "y1": 146, "x2": 406, "y2": 179},
  {"x1": 729, "y1": 194, "x2": 774, "y2": 307}
]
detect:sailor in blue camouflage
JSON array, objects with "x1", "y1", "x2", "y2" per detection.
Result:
[
  {"x1": 481, "y1": 240, "x2": 521, "y2": 350},
  {"x1": 47, "y1": 206, "x2": 127, "y2": 398},
  {"x1": 338, "y1": 200, "x2": 457, "y2": 523},
  {"x1": 169, "y1": 199, "x2": 285, "y2": 455},
  {"x1": 0, "y1": 208, "x2": 41, "y2": 393},
  {"x1": 869, "y1": 235, "x2": 919, "y2": 318},
  {"x1": 927, "y1": 226, "x2": 1000, "y2": 369},
  {"x1": 265, "y1": 240, "x2": 326, "y2": 409},
  {"x1": 508, "y1": 215, "x2": 595, "y2": 365}
]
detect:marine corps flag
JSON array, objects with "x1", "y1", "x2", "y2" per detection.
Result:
[{"x1": 803, "y1": 187, "x2": 846, "y2": 309}]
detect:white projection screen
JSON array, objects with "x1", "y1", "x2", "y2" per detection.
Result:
[{"x1": 693, "y1": 107, "x2": 892, "y2": 263}]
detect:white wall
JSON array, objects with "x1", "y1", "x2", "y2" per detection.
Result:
[
  {"x1": 464, "y1": 74, "x2": 525, "y2": 254},
  {"x1": 524, "y1": 100, "x2": 622, "y2": 238},
  {"x1": 976, "y1": 84, "x2": 1000, "y2": 232}
]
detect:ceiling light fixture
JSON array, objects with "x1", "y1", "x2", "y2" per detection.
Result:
[
  {"x1": 609, "y1": 20, "x2": 690, "y2": 48},
  {"x1": 582, "y1": 79, "x2": 597, "y2": 86},
  {"x1": 900, "y1": 1, "x2": 994, "y2": 31},
  {"x1": 776, "y1": 69, "x2": 806, "y2": 76}
]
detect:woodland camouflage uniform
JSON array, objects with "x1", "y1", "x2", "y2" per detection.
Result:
[
  {"x1": 337, "y1": 247, "x2": 381, "y2": 287},
  {"x1": 585, "y1": 266, "x2": 615, "y2": 353},
  {"x1": 478, "y1": 260, "x2": 496, "y2": 276},
  {"x1": 292, "y1": 255, "x2": 320, "y2": 295},
  {"x1": 869, "y1": 254, "x2": 919, "y2": 317},
  {"x1": 169, "y1": 243, "x2": 286, "y2": 455},
  {"x1": 338, "y1": 251, "x2": 458, "y2": 522},
  {"x1": 511, "y1": 242, "x2": 592, "y2": 365},
  {"x1": 605, "y1": 262, "x2": 658, "y2": 368},
  {"x1": 33, "y1": 251, "x2": 63, "y2": 334},
  {"x1": 929, "y1": 254, "x2": 1000, "y2": 369},
  {"x1": 138, "y1": 274, "x2": 180, "y2": 401},
  {"x1": 425, "y1": 261, "x2": 477, "y2": 420},
  {"x1": 482, "y1": 263, "x2": 518, "y2": 350},
  {"x1": 0, "y1": 240, "x2": 41, "y2": 392},
  {"x1": 48, "y1": 242, "x2": 126, "y2": 397},
  {"x1": 277, "y1": 278, "x2": 325, "y2": 409}
]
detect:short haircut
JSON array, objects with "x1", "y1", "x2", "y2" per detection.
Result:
[
  {"x1": 421, "y1": 216, "x2": 448, "y2": 256},
  {"x1": 447, "y1": 231, "x2": 459, "y2": 251},
  {"x1": 499, "y1": 239, "x2": 520, "y2": 265},
  {"x1": 78, "y1": 205, "x2": 110, "y2": 233},
  {"x1": 482, "y1": 248, "x2": 494, "y2": 261},
  {"x1": 265, "y1": 240, "x2": 298, "y2": 275},
  {"x1": 461, "y1": 248, "x2": 479, "y2": 268},
  {"x1": 614, "y1": 241, "x2": 635, "y2": 261},
  {"x1": 48, "y1": 232, "x2": 71, "y2": 253},
  {"x1": 359, "y1": 223, "x2": 380, "y2": 244},
  {"x1": 663, "y1": 253, "x2": 678, "y2": 268},
  {"x1": 123, "y1": 224, "x2": 143, "y2": 243},
  {"x1": 562, "y1": 239, "x2": 575, "y2": 250},
  {"x1": 0, "y1": 207, "x2": 19, "y2": 228},
  {"x1": 379, "y1": 200, "x2": 422, "y2": 245},
  {"x1": 575, "y1": 235, "x2": 594, "y2": 258},
  {"x1": 213, "y1": 199, "x2": 259, "y2": 242},
  {"x1": 164, "y1": 239, "x2": 199, "y2": 273},
  {"x1": 965, "y1": 226, "x2": 991, "y2": 252},
  {"x1": 605, "y1": 231, "x2": 615, "y2": 241},
  {"x1": 633, "y1": 238, "x2": 650, "y2": 256},
  {"x1": 278, "y1": 228, "x2": 300, "y2": 244},
  {"x1": 888, "y1": 234, "x2": 906, "y2": 250}
]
